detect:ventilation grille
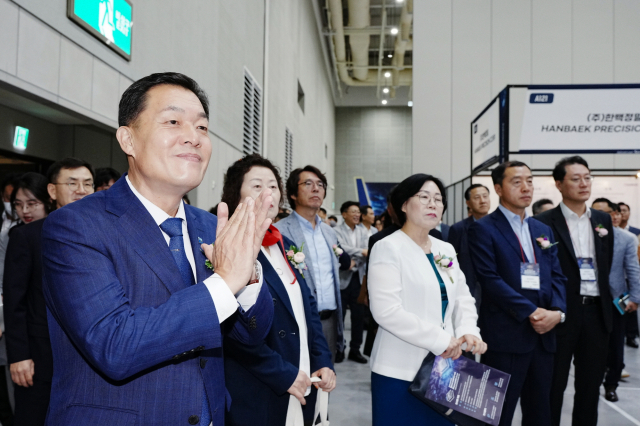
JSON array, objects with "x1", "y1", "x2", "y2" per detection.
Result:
[
  {"x1": 285, "y1": 127, "x2": 293, "y2": 181},
  {"x1": 243, "y1": 70, "x2": 262, "y2": 155}
]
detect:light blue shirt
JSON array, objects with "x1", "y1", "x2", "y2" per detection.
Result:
[
  {"x1": 293, "y1": 211, "x2": 338, "y2": 311},
  {"x1": 498, "y1": 204, "x2": 535, "y2": 264}
]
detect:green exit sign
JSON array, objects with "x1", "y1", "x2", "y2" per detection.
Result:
[
  {"x1": 13, "y1": 127, "x2": 29, "y2": 150},
  {"x1": 67, "y1": 0, "x2": 133, "y2": 61}
]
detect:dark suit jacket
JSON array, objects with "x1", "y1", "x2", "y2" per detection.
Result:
[
  {"x1": 41, "y1": 176, "x2": 274, "y2": 426},
  {"x1": 536, "y1": 205, "x2": 614, "y2": 334},
  {"x1": 4, "y1": 219, "x2": 53, "y2": 381},
  {"x1": 440, "y1": 223, "x2": 450, "y2": 242},
  {"x1": 225, "y1": 235, "x2": 333, "y2": 426},
  {"x1": 448, "y1": 216, "x2": 478, "y2": 297},
  {"x1": 468, "y1": 209, "x2": 567, "y2": 354},
  {"x1": 629, "y1": 226, "x2": 640, "y2": 237}
]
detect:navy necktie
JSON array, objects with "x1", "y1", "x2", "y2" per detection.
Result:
[
  {"x1": 160, "y1": 218, "x2": 195, "y2": 287},
  {"x1": 159, "y1": 218, "x2": 210, "y2": 425}
]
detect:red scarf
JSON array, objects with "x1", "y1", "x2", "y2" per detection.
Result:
[{"x1": 262, "y1": 225, "x2": 297, "y2": 284}]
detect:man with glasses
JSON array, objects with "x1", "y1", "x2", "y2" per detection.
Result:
[
  {"x1": 4, "y1": 158, "x2": 94, "y2": 425},
  {"x1": 276, "y1": 166, "x2": 345, "y2": 362},
  {"x1": 537, "y1": 156, "x2": 614, "y2": 426},
  {"x1": 469, "y1": 161, "x2": 566, "y2": 426}
]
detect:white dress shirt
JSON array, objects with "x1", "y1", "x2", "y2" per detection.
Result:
[
  {"x1": 261, "y1": 244, "x2": 311, "y2": 422},
  {"x1": 126, "y1": 176, "x2": 261, "y2": 322},
  {"x1": 560, "y1": 202, "x2": 599, "y2": 296}
]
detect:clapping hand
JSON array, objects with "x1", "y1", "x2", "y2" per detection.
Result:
[{"x1": 201, "y1": 189, "x2": 273, "y2": 294}]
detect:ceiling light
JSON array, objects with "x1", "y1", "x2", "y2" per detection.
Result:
[
  {"x1": 384, "y1": 71, "x2": 391, "y2": 78},
  {"x1": 396, "y1": 0, "x2": 404, "y2": 3},
  {"x1": 390, "y1": 28, "x2": 399, "y2": 35},
  {"x1": 387, "y1": 54, "x2": 393, "y2": 58},
  {"x1": 383, "y1": 87, "x2": 389, "y2": 94},
  {"x1": 381, "y1": 100, "x2": 388, "y2": 105},
  {"x1": 637, "y1": 171, "x2": 640, "y2": 179},
  {"x1": 408, "y1": 101, "x2": 413, "y2": 107}
]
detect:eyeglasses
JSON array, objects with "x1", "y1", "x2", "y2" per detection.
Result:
[
  {"x1": 298, "y1": 180, "x2": 325, "y2": 190},
  {"x1": 414, "y1": 193, "x2": 444, "y2": 207},
  {"x1": 12, "y1": 201, "x2": 43, "y2": 211},
  {"x1": 564, "y1": 176, "x2": 594, "y2": 184},
  {"x1": 54, "y1": 182, "x2": 95, "y2": 192}
]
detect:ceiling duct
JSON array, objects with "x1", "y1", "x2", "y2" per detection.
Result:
[{"x1": 348, "y1": 0, "x2": 371, "y2": 81}]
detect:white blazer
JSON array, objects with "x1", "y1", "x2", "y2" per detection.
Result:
[{"x1": 368, "y1": 230, "x2": 481, "y2": 382}]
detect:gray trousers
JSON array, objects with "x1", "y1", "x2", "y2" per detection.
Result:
[{"x1": 320, "y1": 312, "x2": 338, "y2": 363}]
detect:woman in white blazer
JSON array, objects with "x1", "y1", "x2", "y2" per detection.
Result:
[{"x1": 368, "y1": 174, "x2": 487, "y2": 425}]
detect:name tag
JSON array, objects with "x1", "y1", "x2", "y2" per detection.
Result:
[
  {"x1": 578, "y1": 258, "x2": 596, "y2": 281},
  {"x1": 521, "y1": 262, "x2": 540, "y2": 290}
]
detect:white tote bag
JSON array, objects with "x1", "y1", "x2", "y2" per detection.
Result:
[{"x1": 285, "y1": 378, "x2": 330, "y2": 426}]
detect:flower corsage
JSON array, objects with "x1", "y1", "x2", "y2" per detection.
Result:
[
  {"x1": 433, "y1": 253, "x2": 455, "y2": 283},
  {"x1": 287, "y1": 244, "x2": 307, "y2": 278},
  {"x1": 536, "y1": 234, "x2": 558, "y2": 249},
  {"x1": 595, "y1": 224, "x2": 608, "y2": 237},
  {"x1": 198, "y1": 237, "x2": 214, "y2": 270},
  {"x1": 332, "y1": 244, "x2": 344, "y2": 258}
]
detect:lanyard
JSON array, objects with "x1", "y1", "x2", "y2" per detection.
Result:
[{"x1": 514, "y1": 234, "x2": 537, "y2": 264}]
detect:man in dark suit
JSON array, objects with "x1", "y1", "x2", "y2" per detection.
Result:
[
  {"x1": 537, "y1": 156, "x2": 614, "y2": 426},
  {"x1": 448, "y1": 183, "x2": 491, "y2": 304},
  {"x1": 619, "y1": 202, "x2": 640, "y2": 237},
  {"x1": 469, "y1": 161, "x2": 566, "y2": 426},
  {"x1": 41, "y1": 73, "x2": 274, "y2": 425},
  {"x1": 4, "y1": 158, "x2": 94, "y2": 425}
]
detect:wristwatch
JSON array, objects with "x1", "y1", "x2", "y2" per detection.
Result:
[{"x1": 559, "y1": 311, "x2": 566, "y2": 323}]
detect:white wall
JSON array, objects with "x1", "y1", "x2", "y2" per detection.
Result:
[
  {"x1": 0, "y1": 0, "x2": 336, "y2": 211},
  {"x1": 413, "y1": 0, "x2": 640, "y2": 186}
]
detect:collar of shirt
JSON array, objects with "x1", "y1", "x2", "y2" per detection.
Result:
[
  {"x1": 126, "y1": 175, "x2": 187, "y2": 226},
  {"x1": 293, "y1": 210, "x2": 321, "y2": 231},
  {"x1": 559, "y1": 201, "x2": 591, "y2": 221},
  {"x1": 498, "y1": 204, "x2": 530, "y2": 227},
  {"x1": 498, "y1": 204, "x2": 534, "y2": 262}
]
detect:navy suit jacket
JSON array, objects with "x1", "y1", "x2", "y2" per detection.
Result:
[
  {"x1": 468, "y1": 208, "x2": 567, "y2": 354},
  {"x1": 225, "y1": 235, "x2": 333, "y2": 425},
  {"x1": 629, "y1": 226, "x2": 640, "y2": 237},
  {"x1": 448, "y1": 216, "x2": 478, "y2": 297},
  {"x1": 41, "y1": 177, "x2": 274, "y2": 426}
]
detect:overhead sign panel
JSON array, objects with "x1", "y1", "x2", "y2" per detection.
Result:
[
  {"x1": 519, "y1": 87, "x2": 640, "y2": 153},
  {"x1": 13, "y1": 126, "x2": 29, "y2": 150},
  {"x1": 68, "y1": 0, "x2": 133, "y2": 60},
  {"x1": 471, "y1": 97, "x2": 500, "y2": 172}
]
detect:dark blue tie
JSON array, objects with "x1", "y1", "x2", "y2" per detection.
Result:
[{"x1": 159, "y1": 218, "x2": 210, "y2": 425}]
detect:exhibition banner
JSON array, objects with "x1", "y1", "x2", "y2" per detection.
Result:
[
  {"x1": 472, "y1": 98, "x2": 500, "y2": 171},
  {"x1": 426, "y1": 355, "x2": 510, "y2": 425},
  {"x1": 519, "y1": 87, "x2": 640, "y2": 153}
]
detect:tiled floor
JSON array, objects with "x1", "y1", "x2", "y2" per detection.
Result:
[{"x1": 330, "y1": 314, "x2": 640, "y2": 425}]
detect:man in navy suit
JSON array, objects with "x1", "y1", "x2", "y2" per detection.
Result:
[
  {"x1": 41, "y1": 73, "x2": 274, "y2": 425},
  {"x1": 469, "y1": 161, "x2": 566, "y2": 426},
  {"x1": 448, "y1": 183, "x2": 491, "y2": 304}
]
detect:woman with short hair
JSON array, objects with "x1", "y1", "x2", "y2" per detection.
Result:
[
  {"x1": 368, "y1": 173, "x2": 487, "y2": 425},
  {"x1": 221, "y1": 154, "x2": 335, "y2": 426}
]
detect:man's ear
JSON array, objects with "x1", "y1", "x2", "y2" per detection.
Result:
[
  {"x1": 116, "y1": 126, "x2": 136, "y2": 157},
  {"x1": 47, "y1": 183, "x2": 57, "y2": 202},
  {"x1": 554, "y1": 180, "x2": 562, "y2": 194},
  {"x1": 494, "y1": 183, "x2": 503, "y2": 198}
]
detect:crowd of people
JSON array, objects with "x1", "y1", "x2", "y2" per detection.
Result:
[{"x1": 0, "y1": 72, "x2": 638, "y2": 426}]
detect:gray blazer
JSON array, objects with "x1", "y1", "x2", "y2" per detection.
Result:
[
  {"x1": 275, "y1": 214, "x2": 344, "y2": 352},
  {"x1": 334, "y1": 223, "x2": 369, "y2": 290},
  {"x1": 610, "y1": 227, "x2": 640, "y2": 304}
]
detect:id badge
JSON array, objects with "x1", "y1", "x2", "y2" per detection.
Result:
[
  {"x1": 577, "y1": 258, "x2": 596, "y2": 281},
  {"x1": 521, "y1": 262, "x2": 541, "y2": 290}
]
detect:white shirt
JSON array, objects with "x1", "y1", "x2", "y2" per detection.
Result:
[
  {"x1": 560, "y1": 202, "x2": 599, "y2": 296},
  {"x1": 126, "y1": 176, "x2": 261, "y2": 322}
]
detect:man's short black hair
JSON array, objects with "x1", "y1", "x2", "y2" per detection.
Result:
[
  {"x1": 532, "y1": 198, "x2": 553, "y2": 215},
  {"x1": 340, "y1": 201, "x2": 360, "y2": 214},
  {"x1": 319, "y1": 207, "x2": 327, "y2": 214},
  {"x1": 95, "y1": 168, "x2": 122, "y2": 188},
  {"x1": 619, "y1": 202, "x2": 630, "y2": 211},
  {"x1": 47, "y1": 158, "x2": 95, "y2": 184},
  {"x1": 359, "y1": 205, "x2": 373, "y2": 216},
  {"x1": 464, "y1": 184, "x2": 489, "y2": 201},
  {"x1": 118, "y1": 72, "x2": 209, "y2": 127},
  {"x1": 491, "y1": 161, "x2": 531, "y2": 186},
  {"x1": 552, "y1": 156, "x2": 590, "y2": 182},
  {"x1": 390, "y1": 174, "x2": 447, "y2": 226},
  {"x1": 285, "y1": 165, "x2": 328, "y2": 210},
  {"x1": 328, "y1": 215, "x2": 338, "y2": 221},
  {"x1": 610, "y1": 202, "x2": 621, "y2": 213}
]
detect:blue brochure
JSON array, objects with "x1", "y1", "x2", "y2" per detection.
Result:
[
  {"x1": 426, "y1": 355, "x2": 511, "y2": 426},
  {"x1": 614, "y1": 293, "x2": 630, "y2": 315}
]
